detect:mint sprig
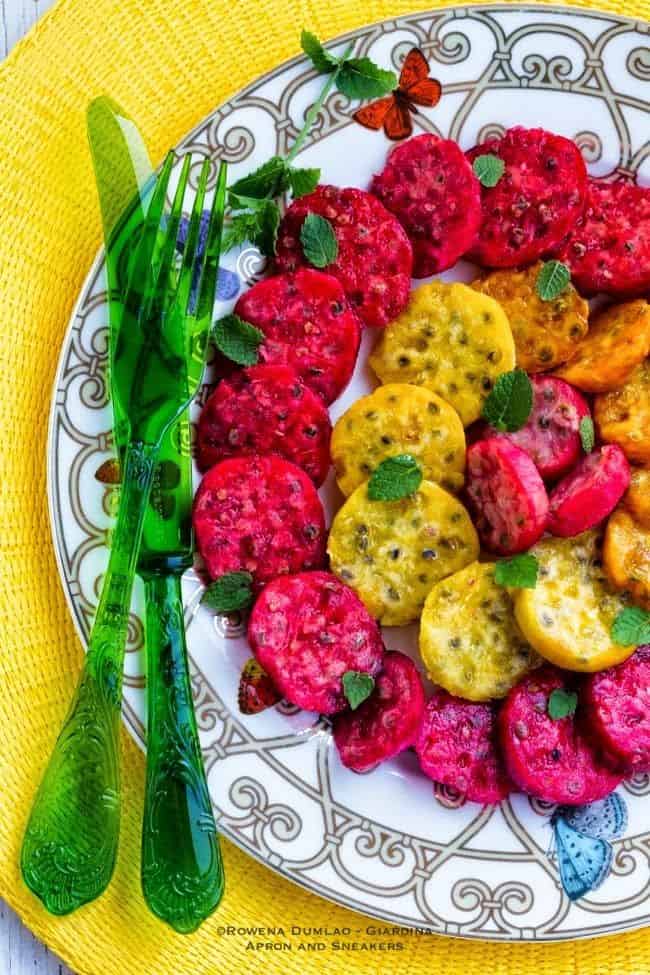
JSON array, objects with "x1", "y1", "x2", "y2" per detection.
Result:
[
  {"x1": 301, "y1": 30, "x2": 339, "y2": 73},
  {"x1": 547, "y1": 688, "x2": 578, "y2": 721},
  {"x1": 579, "y1": 416, "x2": 595, "y2": 454},
  {"x1": 536, "y1": 260, "x2": 571, "y2": 302},
  {"x1": 367, "y1": 454, "x2": 423, "y2": 501},
  {"x1": 300, "y1": 213, "x2": 338, "y2": 268},
  {"x1": 472, "y1": 154, "x2": 505, "y2": 188},
  {"x1": 611, "y1": 607, "x2": 650, "y2": 647},
  {"x1": 202, "y1": 571, "x2": 254, "y2": 614},
  {"x1": 301, "y1": 31, "x2": 397, "y2": 98},
  {"x1": 342, "y1": 671, "x2": 375, "y2": 710},
  {"x1": 222, "y1": 32, "x2": 396, "y2": 257},
  {"x1": 482, "y1": 368, "x2": 533, "y2": 433},
  {"x1": 494, "y1": 553, "x2": 538, "y2": 589},
  {"x1": 212, "y1": 313, "x2": 264, "y2": 366}
]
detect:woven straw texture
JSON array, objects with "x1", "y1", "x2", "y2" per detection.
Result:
[{"x1": 1, "y1": 0, "x2": 650, "y2": 972}]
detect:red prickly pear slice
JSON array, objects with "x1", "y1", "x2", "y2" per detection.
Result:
[
  {"x1": 193, "y1": 455, "x2": 326, "y2": 588},
  {"x1": 482, "y1": 375, "x2": 591, "y2": 480},
  {"x1": 333, "y1": 651, "x2": 426, "y2": 772},
  {"x1": 371, "y1": 134, "x2": 482, "y2": 277},
  {"x1": 415, "y1": 687, "x2": 513, "y2": 804},
  {"x1": 196, "y1": 364, "x2": 332, "y2": 485},
  {"x1": 274, "y1": 186, "x2": 413, "y2": 328},
  {"x1": 583, "y1": 647, "x2": 650, "y2": 773},
  {"x1": 465, "y1": 438, "x2": 549, "y2": 554},
  {"x1": 547, "y1": 444, "x2": 630, "y2": 537},
  {"x1": 498, "y1": 667, "x2": 622, "y2": 804},
  {"x1": 466, "y1": 126, "x2": 587, "y2": 268},
  {"x1": 248, "y1": 571, "x2": 384, "y2": 715}
]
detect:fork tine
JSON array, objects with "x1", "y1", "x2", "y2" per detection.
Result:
[
  {"x1": 122, "y1": 151, "x2": 174, "y2": 316},
  {"x1": 173, "y1": 158, "x2": 210, "y2": 318},
  {"x1": 193, "y1": 160, "x2": 228, "y2": 326},
  {"x1": 145, "y1": 154, "x2": 192, "y2": 320}
]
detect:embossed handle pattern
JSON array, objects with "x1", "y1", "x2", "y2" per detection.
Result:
[
  {"x1": 141, "y1": 572, "x2": 224, "y2": 933},
  {"x1": 21, "y1": 441, "x2": 158, "y2": 914}
]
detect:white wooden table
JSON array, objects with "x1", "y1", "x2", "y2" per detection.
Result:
[{"x1": 1, "y1": 8, "x2": 74, "y2": 974}]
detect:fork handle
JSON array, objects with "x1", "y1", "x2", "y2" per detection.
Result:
[
  {"x1": 21, "y1": 440, "x2": 158, "y2": 914},
  {"x1": 141, "y1": 571, "x2": 224, "y2": 932}
]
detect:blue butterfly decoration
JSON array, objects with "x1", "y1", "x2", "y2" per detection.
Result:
[{"x1": 549, "y1": 793, "x2": 628, "y2": 901}]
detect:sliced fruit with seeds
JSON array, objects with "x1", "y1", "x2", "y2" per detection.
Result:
[
  {"x1": 595, "y1": 360, "x2": 650, "y2": 465},
  {"x1": 547, "y1": 444, "x2": 630, "y2": 538},
  {"x1": 604, "y1": 508, "x2": 650, "y2": 611},
  {"x1": 248, "y1": 571, "x2": 384, "y2": 715},
  {"x1": 513, "y1": 530, "x2": 632, "y2": 672},
  {"x1": 327, "y1": 479, "x2": 478, "y2": 627},
  {"x1": 416, "y1": 688, "x2": 513, "y2": 804},
  {"x1": 472, "y1": 262, "x2": 588, "y2": 373},
  {"x1": 622, "y1": 467, "x2": 650, "y2": 530},
  {"x1": 479, "y1": 374, "x2": 590, "y2": 481},
  {"x1": 499, "y1": 666, "x2": 622, "y2": 804},
  {"x1": 583, "y1": 647, "x2": 650, "y2": 773},
  {"x1": 419, "y1": 562, "x2": 540, "y2": 701},
  {"x1": 555, "y1": 299, "x2": 650, "y2": 393},
  {"x1": 465, "y1": 438, "x2": 549, "y2": 555},
  {"x1": 369, "y1": 280, "x2": 515, "y2": 426},
  {"x1": 333, "y1": 651, "x2": 426, "y2": 772},
  {"x1": 331, "y1": 383, "x2": 465, "y2": 497}
]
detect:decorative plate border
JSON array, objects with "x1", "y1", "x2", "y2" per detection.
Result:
[{"x1": 47, "y1": 4, "x2": 650, "y2": 941}]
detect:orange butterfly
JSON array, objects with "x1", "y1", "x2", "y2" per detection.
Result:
[{"x1": 353, "y1": 48, "x2": 442, "y2": 141}]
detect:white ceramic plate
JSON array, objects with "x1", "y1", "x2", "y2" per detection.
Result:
[{"x1": 47, "y1": 4, "x2": 650, "y2": 941}]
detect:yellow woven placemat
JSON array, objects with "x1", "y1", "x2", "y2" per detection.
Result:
[{"x1": 1, "y1": 0, "x2": 649, "y2": 972}]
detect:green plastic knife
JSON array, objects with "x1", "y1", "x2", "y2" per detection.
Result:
[{"x1": 87, "y1": 96, "x2": 224, "y2": 933}]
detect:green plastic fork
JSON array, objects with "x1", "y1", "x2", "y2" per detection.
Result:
[{"x1": 21, "y1": 152, "x2": 227, "y2": 915}]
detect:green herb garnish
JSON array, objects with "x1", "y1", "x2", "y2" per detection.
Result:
[
  {"x1": 579, "y1": 416, "x2": 595, "y2": 454},
  {"x1": 342, "y1": 671, "x2": 375, "y2": 710},
  {"x1": 494, "y1": 554, "x2": 539, "y2": 589},
  {"x1": 367, "y1": 454, "x2": 423, "y2": 501},
  {"x1": 472, "y1": 153, "x2": 505, "y2": 188},
  {"x1": 201, "y1": 571, "x2": 254, "y2": 614},
  {"x1": 221, "y1": 32, "x2": 396, "y2": 257},
  {"x1": 300, "y1": 213, "x2": 338, "y2": 268},
  {"x1": 611, "y1": 606, "x2": 650, "y2": 647},
  {"x1": 536, "y1": 260, "x2": 571, "y2": 302},
  {"x1": 547, "y1": 688, "x2": 578, "y2": 720},
  {"x1": 212, "y1": 313, "x2": 264, "y2": 366},
  {"x1": 482, "y1": 368, "x2": 533, "y2": 432}
]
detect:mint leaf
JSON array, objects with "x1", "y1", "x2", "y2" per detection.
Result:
[
  {"x1": 336, "y1": 58, "x2": 397, "y2": 99},
  {"x1": 212, "y1": 313, "x2": 264, "y2": 366},
  {"x1": 300, "y1": 213, "x2": 338, "y2": 268},
  {"x1": 494, "y1": 554, "x2": 538, "y2": 589},
  {"x1": 536, "y1": 260, "x2": 571, "y2": 302},
  {"x1": 472, "y1": 153, "x2": 505, "y2": 188},
  {"x1": 579, "y1": 416, "x2": 595, "y2": 454},
  {"x1": 611, "y1": 606, "x2": 650, "y2": 647},
  {"x1": 202, "y1": 571, "x2": 254, "y2": 614},
  {"x1": 547, "y1": 688, "x2": 578, "y2": 721},
  {"x1": 342, "y1": 671, "x2": 375, "y2": 710},
  {"x1": 254, "y1": 199, "x2": 280, "y2": 256},
  {"x1": 221, "y1": 211, "x2": 262, "y2": 254},
  {"x1": 482, "y1": 368, "x2": 533, "y2": 432},
  {"x1": 301, "y1": 29, "x2": 338, "y2": 73},
  {"x1": 228, "y1": 156, "x2": 289, "y2": 201},
  {"x1": 368, "y1": 454, "x2": 422, "y2": 502},
  {"x1": 287, "y1": 166, "x2": 320, "y2": 198},
  {"x1": 222, "y1": 201, "x2": 280, "y2": 257}
]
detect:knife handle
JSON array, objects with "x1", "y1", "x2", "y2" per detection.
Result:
[
  {"x1": 21, "y1": 440, "x2": 158, "y2": 914},
  {"x1": 141, "y1": 572, "x2": 224, "y2": 933}
]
